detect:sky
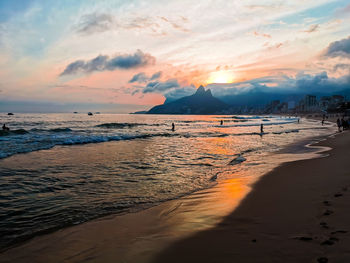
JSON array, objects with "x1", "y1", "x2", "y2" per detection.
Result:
[{"x1": 0, "y1": 0, "x2": 350, "y2": 112}]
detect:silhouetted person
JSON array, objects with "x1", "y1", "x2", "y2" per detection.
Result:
[
  {"x1": 260, "y1": 124, "x2": 264, "y2": 133},
  {"x1": 220, "y1": 120, "x2": 223, "y2": 125},
  {"x1": 297, "y1": 118, "x2": 300, "y2": 124},
  {"x1": 336, "y1": 118, "x2": 342, "y2": 132},
  {"x1": 2, "y1": 124, "x2": 9, "y2": 131},
  {"x1": 322, "y1": 119, "x2": 324, "y2": 126},
  {"x1": 341, "y1": 118, "x2": 347, "y2": 130},
  {"x1": 171, "y1": 123, "x2": 175, "y2": 131}
]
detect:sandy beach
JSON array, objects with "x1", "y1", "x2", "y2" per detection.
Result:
[{"x1": 0, "y1": 129, "x2": 348, "y2": 263}]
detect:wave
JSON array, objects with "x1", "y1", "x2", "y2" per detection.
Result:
[
  {"x1": 50, "y1": 128, "x2": 72, "y2": 132},
  {"x1": 231, "y1": 115, "x2": 274, "y2": 120},
  {"x1": 228, "y1": 154, "x2": 246, "y2": 165},
  {"x1": 30, "y1": 128, "x2": 72, "y2": 132},
  {"x1": 0, "y1": 133, "x2": 177, "y2": 159},
  {"x1": 57, "y1": 132, "x2": 178, "y2": 146},
  {"x1": 214, "y1": 120, "x2": 297, "y2": 127},
  {"x1": 0, "y1": 130, "x2": 264, "y2": 159},
  {"x1": 96, "y1": 122, "x2": 160, "y2": 129},
  {"x1": 0, "y1": 129, "x2": 28, "y2": 136},
  {"x1": 272, "y1": 129, "x2": 299, "y2": 134}
]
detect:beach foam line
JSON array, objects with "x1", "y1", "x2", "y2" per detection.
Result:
[
  {"x1": 0, "y1": 133, "x2": 177, "y2": 159},
  {"x1": 96, "y1": 122, "x2": 160, "y2": 128}
]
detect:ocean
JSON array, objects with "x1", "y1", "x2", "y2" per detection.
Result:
[{"x1": 0, "y1": 113, "x2": 334, "y2": 250}]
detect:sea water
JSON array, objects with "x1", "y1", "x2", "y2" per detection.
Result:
[{"x1": 0, "y1": 113, "x2": 334, "y2": 249}]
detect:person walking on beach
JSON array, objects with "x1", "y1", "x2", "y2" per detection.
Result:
[
  {"x1": 220, "y1": 120, "x2": 223, "y2": 125},
  {"x1": 336, "y1": 118, "x2": 342, "y2": 132},
  {"x1": 322, "y1": 119, "x2": 324, "y2": 126},
  {"x1": 171, "y1": 123, "x2": 175, "y2": 131},
  {"x1": 260, "y1": 124, "x2": 264, "y2": 134}
]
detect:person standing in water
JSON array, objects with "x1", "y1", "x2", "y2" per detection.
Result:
[
  {"x1": 171, "y1": 123, "x2": 175, "y2": 131},
  {"x1": 220, "y1": 120, "x2": 223, "y2": 125},
  {"x1": 260, "y1": 124, "x2": 264, "y2": 133},
  {"x1": 2, "y1": 124, "x2": 9, "y2": 131}
]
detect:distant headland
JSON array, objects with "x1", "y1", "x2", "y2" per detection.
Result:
[{"x1": 141, "y1": 85, "x2": 230, "y2": 115}]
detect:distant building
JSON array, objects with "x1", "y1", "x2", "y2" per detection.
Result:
[
  {"x1": 287, "y1": 101, "x2": 295, "y2": 110},
  {"x1": 331, "y1": 95, "x2": 344, "y2": 105},
  {"x1": 319, "y1": 96, "x2": 331, "y2": 111},
  {"x1": 298, "y1": 95, "x2": 318, "y2": 112},
  {"x1": 326, "y1": 95, "x2": 345, "y2": 112},
  {"x1": 305, "y1": 95, "x2": 317, "y2": 109},
  {"x1": 278, "y1": 102, "x2": 288, "y2": 113}
]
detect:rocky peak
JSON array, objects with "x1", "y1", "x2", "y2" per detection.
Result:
[
  {"x1": 195, "y1": 85, "x2": 205, "y2": 95},
  {"x1": 205, "y1": 89, "x2": 212, "y2": 96}
]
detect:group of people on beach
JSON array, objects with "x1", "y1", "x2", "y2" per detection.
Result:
[{"x1": 336, "y1": 117, "x2": 350, "y2": 132}]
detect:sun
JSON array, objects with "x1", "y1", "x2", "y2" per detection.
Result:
[{"x1": 207, "y1": 70, "x2": 234, "y2": 84}]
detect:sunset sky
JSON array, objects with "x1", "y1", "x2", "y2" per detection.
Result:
[{"x1": 0, "y1": 0, "x2": 350, "y2": 112}]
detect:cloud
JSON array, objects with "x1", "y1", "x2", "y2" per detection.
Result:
[
  {"x1": 150, "y1": 71, "x2": 162, "y2": 80},
  {"x1": 252, "y1": 31, "x2": 271, "y2": 38},
  {"x1": 160, "y1": 16, "x2": 190, "y2": 33},
  {"x1": 74, "y1": 13, "x2": 189, "y2": 36},
  {"x1": 207, "y1": 71, "x2": 350, "y2": 99},
  {"x1": 163, "y1": 85, "x2": 196, "y2": 102},
  {"x1": 335, "y1": 4, "x2": 350, "y2": 16},
  {"x1": 129, "y1": 72, "x2": 148, "y2": 83},
  {"x1": 143, "y1": 79, "x2": 180, "y2": 93},
  {"x1": 129, "y1": 71, "x2": 162, "y2": 83},
  {"x1": 303, "y1": 24, "x2": 319, "y2": 33},
  {"x1": 60, "y1": 50, "x2": 156, "y2": 76},
  {"x1": 76, "y1": 13, "x2": 114, "y2": 34},
  {"x1": 324, "y1": 36, "x2": 350, "y2": 58},
  {"x1": 333, "y1": 63, "x2": 350, "y2": 72}
]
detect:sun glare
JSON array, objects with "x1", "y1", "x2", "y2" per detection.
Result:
[{"x1": 207, "y1": 70, "x2": 234, "y2": 84}]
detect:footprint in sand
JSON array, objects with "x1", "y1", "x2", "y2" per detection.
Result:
[
  {"x1": 321, "y1": 237, "x2": 339, "y2": 246},
  {"x1": 320, "y1": 222, "x2": 329, "y2": 229},
  {"x1": 321, "y1": 239, "x2": 335, "y2": 246},
  {"x1": 331, "y1": 230, "x2": 347, "y2": 234},
  {"x1": 323, "y1": 209, "x2": 334, "y2": 216},
  {"x1": 323, "y1": 200, "x2": 331, "y2": 206},
  {"x1": 294, "y1": 236, "x2": 313, "y2": 241},
  {"x1": 317, "y1": 257, "x2": 328, "y2": 263}
]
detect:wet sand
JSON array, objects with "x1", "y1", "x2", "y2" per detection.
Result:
[
  {"x1": 1, "y1": 131, "x2": 348, "y2": 263},
  {"x1": 154, "y1": 131, "x2": 350, "y2": 263}
]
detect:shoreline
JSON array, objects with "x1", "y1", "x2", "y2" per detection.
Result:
[
  {"x1": 0, "y1": 128, "x2": 341, "y2": 262},
  {"x1": 154, "y1": 130, "x2": 350, "y2": 263}
]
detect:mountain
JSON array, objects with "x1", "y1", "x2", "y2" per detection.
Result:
[{"x1": 147, "y1": 85, "x2": 229, "y2": 114}]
